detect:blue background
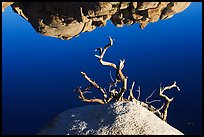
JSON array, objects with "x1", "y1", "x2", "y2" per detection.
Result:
[{"x1": 2, "y1": 2, "x2": 202, "y2": 135}]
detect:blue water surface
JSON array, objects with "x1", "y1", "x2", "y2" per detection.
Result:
[{"x1": 2, "y1": 2, "x2": 202, "y2": 135}]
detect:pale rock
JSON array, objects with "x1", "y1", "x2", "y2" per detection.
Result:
[
  {"x1": 137, "y1": 2, "x2": 159, "y2": 11},
  {"x1": 37, "y1": 102, "x2": 184, "y2": 135},
  {"x1": 5, "y1": 2, "x2": 191, "y2": 40},
  {"x1": 132, "y1": 2, "x2": 137, "y2": 9},
  {"x1": 120, "y1": 2, "x2": 130, "y2": 10},
  {"x1": 160, "y1": 2, "x2": 191, "y2": 20}
]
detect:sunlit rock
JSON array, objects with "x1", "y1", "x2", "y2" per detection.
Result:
[
  {"x1": 137, "y1": 2, "x2": 159, "y2": 11},
  {"x1": 160, "y1": 2, "x2": 191, "y2": 19},
  {"x1": 2, "y1": 2, "x2": 14, "y2": 12},
  {"x1": 37, "y1": 102, "x2": 184, "y2": 135},
  {"x1": 119, "y1": 2, "x2": 130, "y2": 10},
  {"x1": 4, "y1": 2, "x2": 191, "y2": 40},
  {"x1": 132, "y1": 2, "x2": 137, "y2": 9}
]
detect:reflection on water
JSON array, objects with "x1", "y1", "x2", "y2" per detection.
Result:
[{"x1": 10, "y1": 2, "x2": 191, "y2": 40}]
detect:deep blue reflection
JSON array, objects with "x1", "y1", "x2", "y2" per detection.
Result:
[{"x1": 2, "y1": 2, "x2": 202, "y2": 135}]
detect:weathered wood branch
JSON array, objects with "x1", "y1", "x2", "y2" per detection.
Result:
[
  {"x1": 95, "y1": 37, "x2": 117, "y2": 69},
  {"x1": 117, "y1": 77, "x2": 128, "y2": 101},
  {"x1": 159, "y1": 81, "x2": 180, "y2": 121},
  {"x1": 76, "y1": 87, "x2": 105, "y2": 104},
  {"x1": 80, "y1": 71, "x2": 107, "y2": 99},
  {"x1": 118, "y1": 59, "x2": 126, "y2": 80},
  {"x1": 128, "y1": 81, "x2": 138, "y2": 102},
  {"x1": 95, "y1": 37, "x2": 126, "y2": 83},
  {"x1": 146, "y1": 89, "x2": 161, "y2": 104},
  {"x1": 94, "y1": 37, "x2": 128, "y2": 101},
  {"x1": 153, "y1": 103, "x2": 165, "y2": 114},
  {"x1": 136, "y1": 86, "x2": 141, "y2": 100},
  {"x1": 75, "y1": 37, "x2": 181, "y2": 122}
]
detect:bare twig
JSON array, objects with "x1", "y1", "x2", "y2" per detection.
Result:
[
  {"x1": 80, "y1": 71, "x2": 107, "y2": 99},
  {"x1": 145, "y1": 89, "x2": 161, "y2": 104},
  {"x1": 128, "y1": 82, "x2": 137, "y2": 102},
  {"x1": 117, "y1": 76, "x2": 128, "y2": 101},
  {"x1": 109, "y1": 71, "x2": 115, "y2": 82},
  {"x1": 107, "y1": 96, "x2": 113, "y2": 103},
  {"x1": 82, "y1": 85, "x2": 93, "y2": 92},
  {"x1": 119, "y1": 59, "x2": 125, "y2": 71},
  {"x1": 95, "y1": 37, "x2": 117, "y2": 69},
  {"x1": 94, "y1": 37, "x2": 128, "y2": 101},
  {"x1": 151, "y1": 103, "x2": 165, "y2": 119},
  {"x1": 153, "y1": 103, "x2": 165, "y2": 113},
  {"x1": 160, "y1": 81, "x2": 180, "y2": 95},
  {"x1": 76, "y1": 87, "x2": 105, "y2": 104},
  {"x1": 75, "y1": 37, "x2": 181, "y2": 122},
  {"x1": 136, "y1": 86, "x2": 141, "y2": 100},
  {"x1": 118, "y1": 59, "x2": 126, "y2": 81},
  {"x1": 109, "y1": 71, "x2": 118, "y2": 88},
  {"x1": 95, "y1": 37, "x2": 126, "y2": 83},
  {"x1": 159, "y1": 81, "x2": 180, "y2": 121}
]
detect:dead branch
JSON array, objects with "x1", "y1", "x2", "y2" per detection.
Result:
[
  {"x1": 80, "y1": 71, "x2": 107, "y2": 99},
  {"x1": 136, "y1": 86, "x2": 141, "y2": 100},
  {"x1": 128, "y1": 82, "x2": 137, "y2": 102},
  {"x1": 75, "y1": 37, "x2": 181, "y2": 122},
  {"x1": 95, "y1": 37, "x2": 128, "y2": 101},
  {"x1": 145, "y1": 89, "x2": 161, "y2": 104},
  {"x1": 153, "y1": 103, "x2": 165, "y2": 114},
  {"x1": 117, "y1": 76, "x2": 128, "y2": 101},
  {"x1": 159, "y1": 81, "x2": 180, "y2": 121},
  {"x1": 95, "y1": 37, "x2": 117, "y2": 69},
  {"x1": 109, "y1": 71, "x2": 115, "y2": 83},
  {"x1": 109, "y1": 71, "x2": 118, "y2": 87},
  {"x1": 82, "y1": 85, "x2": 93, "y2": 94},
  {"x1": 107, "y1": 96, "x2": 113, "y2": 103},
  {"x1": 95, "y1": 37, "x2": 126, "y2": 82},
  {"x1": 76, "y1": 87, "x2": 105, "y2": 104}
]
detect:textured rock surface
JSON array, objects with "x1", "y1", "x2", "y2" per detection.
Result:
[
  {"x1": 3, "y1": 2, "x2": 191, "y2": 40},
  {"x1": 37, "y1": 102, "x2": 184, "y2": 135}
]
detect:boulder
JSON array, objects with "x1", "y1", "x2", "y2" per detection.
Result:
[
  {"x1": 38, "y1": 102, "x2": 184, "y2": 135},
  {"x1": 5, "y1": 2, "x2": 191, "y2": 40}
]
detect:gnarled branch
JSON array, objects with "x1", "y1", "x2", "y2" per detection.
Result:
[
  {"x1": 74, "y1": 37, "x2": 181, "y2": 122},
  {"x1": 80, "y1": 71, "x2": 107, "y2": 99},
  {"x1": 95, "y1": 37, "x2": 128, "y2": 101},
  {"x1": 159, "y1": 81, "x2": 180, "y2": 121},
  {"x1": 75, "y1": 86, "x2": 105, "y2": 104},
  {"x1": 145, "y1": 89, "x2": 161, "y2": 104},
  {"x1": 95, "y1": 37, "x2": 117, "y2": 69},
  {"x1": 136, "y1": 86, "x2": 141, "y2": 100},
  {"x1": 128, "y1": 81, "x2": 137, "y2": 102}
]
